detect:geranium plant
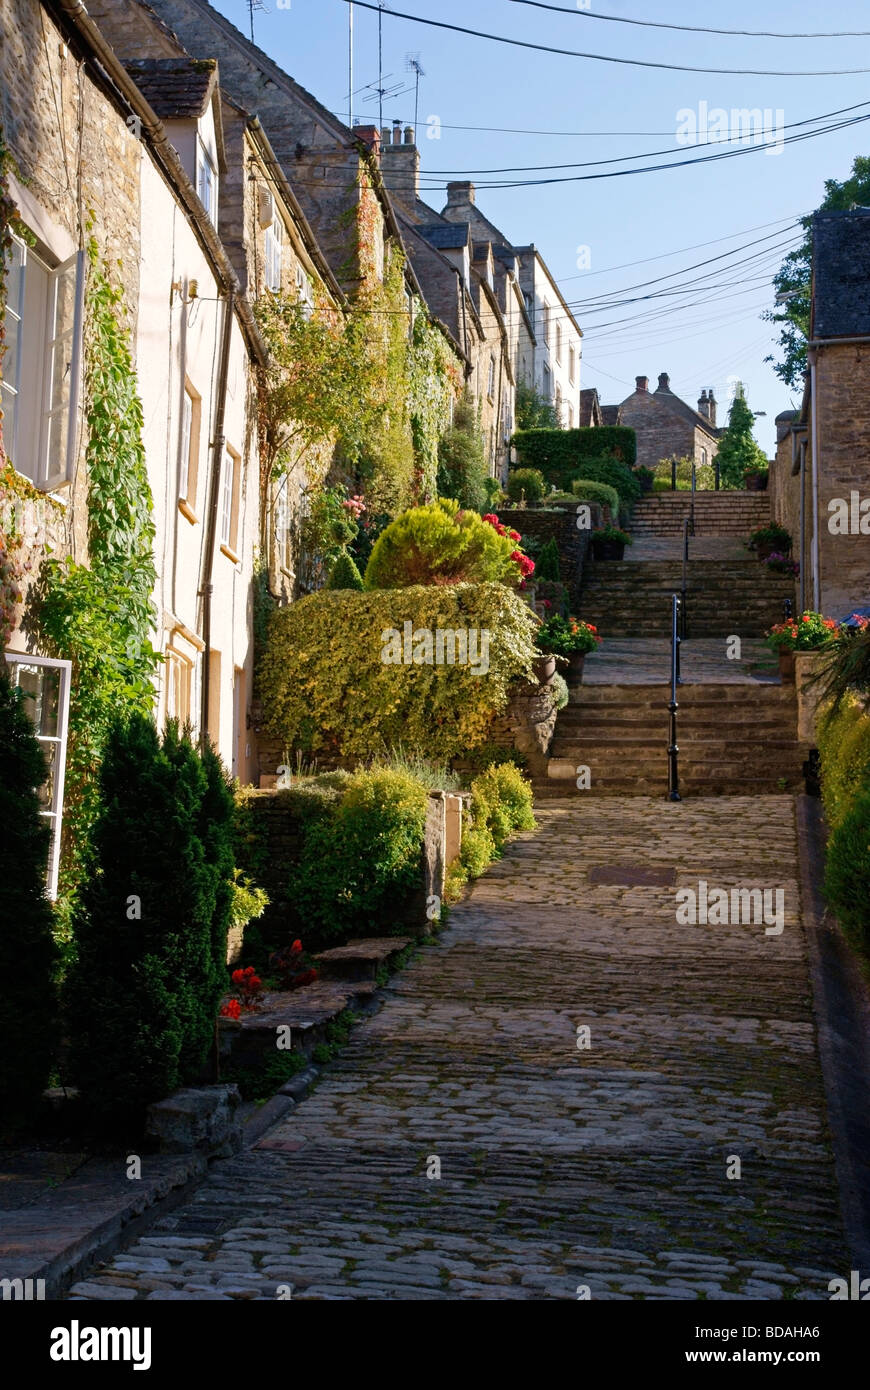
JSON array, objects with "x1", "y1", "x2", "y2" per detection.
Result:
[
  {"x1": 748, "y1": 522, "x2": 791, "y2": 554},
  {"x1": 221, "y1": 965, "x2": 264, "y2": 1017},
  {"x1": 536, "y1": 615, "x2": 602, "y2": 656},
  {"x1": 765, "y1": 611, "x2": 839, "y2": 653},
  {"x1": 592, "y1": 525, "x2": 632, "y2": 546},
  {"x1": 269, "y1": 939, "x2": 319, "y2": 992}
]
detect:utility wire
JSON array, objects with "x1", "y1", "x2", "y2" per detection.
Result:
[
  {"x1": 507, "y1": 1, "x2": 870, "y2": 40},
  {"x1": 338, "y1": 1, "x2": 870, "y2": 76}
]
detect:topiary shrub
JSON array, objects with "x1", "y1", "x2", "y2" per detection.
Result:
[
  {"x1": 824, "y1": 784, "x2": 870, "y2": 952},
  {"x1": 506, "y1": 468, "x2": 547, "y2": 504},
  {"x1": 364, "y1": 498, "x2": 527, "y2": 589},
  {"x1": 259, "y1": 582, "x2": 538, "y2": 761},
  {"x1": 0, "y1": 669, "x2": 59, "y2": 1124},
  {"x1": 571, "y1": 478, "x2": 619, "y2": 520},
  {"x1": 512, "y1": 425, "x2": 636, "y2": 488},
  {"x1": 535, "y1": 537, "x2": 561, "y2": 582},
  {"x1": 570, "y1": 456, "x2": 640, "y2": 509},
  {"x1": 327, "y1": 550, "x2": 364, "y2": 590},
  {"x1": 66, "y1": 716, "x2": 236, "y2": 1125},
  {"x1": 289, "y1": 768, "x2": 429, "y2": 943}
]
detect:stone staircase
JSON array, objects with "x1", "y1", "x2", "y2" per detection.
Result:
[
  {"x1": 630, "y1": 492, "x2": 771, "y2": 536},
  {"x1": 578, "y1": 553, "x2": 796, "y2": 638},
  {"x1": 535, "y1": 684, "x2": 805, "y2": 798}
]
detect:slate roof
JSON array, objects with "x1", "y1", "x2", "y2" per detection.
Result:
[
  {"x1": 650, "y1": 378, "x2": 720, "y2": 437},
  {"x1": 578, "y1": 388, "x2": 602, "y2": 427},
  {"x1": 417, "y1": 223, "x2": 471, "y2": 251},
  {"x1": 123, "y1": 58, "x2": 218, "y2": 119},
  {"x1": 812, "y1": 208, "x2": 870, "y2": 339}
]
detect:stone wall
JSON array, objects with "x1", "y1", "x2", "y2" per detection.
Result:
[
  {"x1": 811, "y1": 344, "x2": 870, "y2": 617},
  {"x1": 499, "y1": 504, "x2": 597, "y2": 605}
]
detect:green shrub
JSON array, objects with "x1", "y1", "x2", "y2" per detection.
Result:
[
  {"x1": 817, "y1": 698, "x2": 870, "y2": 829},
  {"x1": 540, "y1": 491, "x2": 577, "y2": 507},
  {"x1": 327, "y1": 550, "x2": 365, "y2": 590},
  {"x1": 536, "y1": 537, "x2": 561, "y2": 581},
  {"x1": 512, "y1": 426, "x2": 637, "y2": 488},
  {"x1": 66, "y1": 716, "x2": 236, "y2": 1124},
  {"x1": 364, "y1": 498, "x2": 526, "y2": 589},
  {"x1": 536, "y1": 580, "x2": 569, "y2": 616},
  {"x1": 290, "y1": 768, "x2": 428, "y2": 942},
  {"x1": 550, "y1": 672, "x2": 569, "y2": 711},
  {"x1": 482, "y1": 476, "x2": 504, "y2": 510},
  {"x1": 570, "y1": 456, "x2": 640, "y2": 509},
  {"x1": 460, "y1": 823, "x2": 496, "y2": 878},
  {"x1": 0, "y1": 670, "x2": 59, "y2": 1123},
  {"x1": 570, "y1": 478, "x2": 620, "y2": 518},
  {"x1": 469, "y1": 761, "x2": 536, "y2": 850},
  {"x1": 653, "y1": 455, "x2": 716, "y2": 492},
  {"x1": 259, "y1": 582, "x2": 538, "y2": 761},
  {"x1": 824, "y1": 784, "x2": 870, "y2": 952},
  {"x1": 506, "y1": 468, "x2": 547, "y2": 504},
  {"x1": 436, "y1": 392, "x2": 489, "y2": 511}
]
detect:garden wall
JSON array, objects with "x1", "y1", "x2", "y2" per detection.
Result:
[{"x1": 499, "y1": 505, "x2": 597, "y2": 606}]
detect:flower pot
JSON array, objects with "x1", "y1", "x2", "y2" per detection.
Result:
[
  {"x1": 567, "y1": 652, "x2": 586, "y2": 683},
  {"x1": 744, "y1": 471, "x2": 768, "y2": 492},
  {"x1": 533, "y1": 653, "x2": 557, "y2": 685},
  {"x1": 778, "y1": 648, "x2": 796, "y2": 684},
  {"x1": 756, "y1": 541, "x2": 788, "y2": 561},
  {"x1": 593, "y1": 539, "x2": 625, "y2": 561}
]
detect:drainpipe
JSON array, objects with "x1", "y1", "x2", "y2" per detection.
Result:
[
  {"x1": 199, "y1": 286, "x2": 234, "y2": 752},
  {"x1": 808, "y1": 348, "x2": 820, "y2": 613}
]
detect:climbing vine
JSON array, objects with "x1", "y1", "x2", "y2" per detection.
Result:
[{"x1": 37, "y1": 235, "x2": 160, "y2": 919}]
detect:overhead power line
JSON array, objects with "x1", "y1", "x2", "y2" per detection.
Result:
[
  {"x1": 507, "y1": 0, "x2": 870, "y2": 40},
  {"x1": 338, "y1": 1, "x2": 870, "y2": 76}
]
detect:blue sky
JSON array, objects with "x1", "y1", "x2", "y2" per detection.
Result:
[{"x1": 214, "y1": 0, "x2": 870, "y2": 452}]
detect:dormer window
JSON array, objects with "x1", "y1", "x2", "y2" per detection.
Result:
[{"x1": 196, "y1": 134, "x2": 218, "y2": 227}]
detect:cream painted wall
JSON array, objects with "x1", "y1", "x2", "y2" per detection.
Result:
[{"x1": 137, "y1": 153, "x2": 257, "y2": 782}]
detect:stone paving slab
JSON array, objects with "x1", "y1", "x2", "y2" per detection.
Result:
[
  {"x1": 583, "y1": 638, "x2": 777, "y2": 684},
  {"x1": 68, "y1": 797, "x2": 850, "y2": 1301}
]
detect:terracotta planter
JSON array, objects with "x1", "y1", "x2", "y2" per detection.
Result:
[
  {"x1": 533, "y1": 653, "x2": 557, "y2": 685},
  {"x1": 593, "y1": 539, "x2": 626, "y2": 561},
  {"x1": 567, "y1": 652, "x2": 586, "y2": 684},
  {"x1": 778, "y1": 648, "x2": 796, "y2": 684}
]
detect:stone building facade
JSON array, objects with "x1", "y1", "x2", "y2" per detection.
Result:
[
  {"x1": 608, "y1": 373, "x2": 722, "y2": 473},
  {"x1": 770, "y1": 210, "x2": 870, "y2": 617}
]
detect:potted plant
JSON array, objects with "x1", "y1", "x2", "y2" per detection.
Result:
[
  {"x1": 536, "y1": 614, "x2": 602, "y2": 683},
  {"x1": 748, "y1": 522, "x2": 791, "y2": 561},
  {"x1": 764, "y1": 552, "x2": 800, "y2": 577},
  {"x1": 592, "y1": 525, "x2": 633, "y2": 561},
  {"x1": 744, "y1": 466, "x2": 769, "y2": 492},
  {"x1": 765, "y1": 610, "x2": 839, "y2": 684}
]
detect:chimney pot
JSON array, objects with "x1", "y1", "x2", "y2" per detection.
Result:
[
  {"x1": 636, "y1": 375, "x2": 648, "y2": 392},
  {"x1": 657, "y1": 372, "x2": 670, "y2": 390},
  {"x1": 380, "y1": 126, "x2": 391, "y2": 146},
  {"x1": 404, "y1": 125, "x2": 414, "y2": 144}
]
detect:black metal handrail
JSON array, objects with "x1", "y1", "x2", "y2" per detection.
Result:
[
  {"x1": 689, "y1": 460, "x2": 696, "y2": 536},
  {"x1": 681, "y1": 516, "x2": 689, "y2": 639},
  {"x1": 668, "y1": 593, "x2": 682, "y2": 802}
]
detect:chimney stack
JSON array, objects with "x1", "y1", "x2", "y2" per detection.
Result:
[
  {"x1": 698, "y1": 388, "x2": 709, "y2": 419},
  {"x1": 354, "y1": 124, "x2": 381, "y2": 156},
  {"x1": 446, "y1": 180, "x2": 476, "y2": 207},
  {"x1": 657, "y1": 372, "x2": 670, "y2": 391},
  {"x1": 708, "y1": 387, "x2": 717, "y2": 427},
  {"x1": 635, "y1": 375, "x2": 649, "y2": 392},
  {"x1": 380, "y1": 122, "x2": 421, "y2": 206}
]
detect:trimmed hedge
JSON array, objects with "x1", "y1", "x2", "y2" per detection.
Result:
[
  {"x1": 0, "y1": 670, "x2": 59, "y2": 1124},
  {"x1": 571, "y1": 478, "x2": 620, "y2": 518},
  {"x1": 512, "y1": 426, "x2": 637, "y2": 488},
  {"x1": 506, "y1": 468, "x2": 547, "y2": 504},
  {"x1": 570, "y1": 457, "x2": 640, "y2": 509},
  {"x1": 817, "y1": 696, "x2": 870, "y2": 953},
  {"x1": 260, "y1": 583, "x2": 539, "y2": 760}
]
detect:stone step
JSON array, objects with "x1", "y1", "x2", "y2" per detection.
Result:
[{"x1": 313, "y1": 937, "x2": 412, "y2": 983}]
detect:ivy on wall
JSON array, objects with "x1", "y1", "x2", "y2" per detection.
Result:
[{"x1": 37, "y1": 236, "x2": 160, "y2": 920}]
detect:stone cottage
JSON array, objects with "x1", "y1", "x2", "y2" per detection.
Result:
[{"x1": 606, "y1": 372, "x2": 722, "y2": 473}]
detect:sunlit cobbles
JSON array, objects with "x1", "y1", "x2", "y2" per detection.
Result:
[{"x1": 68, "y1": 794, "x2": 847, "y2": 1300}]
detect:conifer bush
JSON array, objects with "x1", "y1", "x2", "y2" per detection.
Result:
[
  {"x1": 0, "y1": 669, "x2": 59, "y2": 1122},
  {"x1": 327, "y1": 550, "x2": 364, "y2": 590},
  {"x1": 364, "y1": 498, "x2": 524, "y2": 589},
  {"x1": 535, "y1": 537, "x2": 561, "y2": 582},
  {"x1": 66, "y1": 716, "x2": 236, "y2": 1123}
]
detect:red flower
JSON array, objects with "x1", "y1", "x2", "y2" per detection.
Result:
[
  {"x1": 220, "y1": 999, "x2": 241, "y2": 1020},
  {"x1": 291, "y1": 939, "x2": 303, "y2": 952}
]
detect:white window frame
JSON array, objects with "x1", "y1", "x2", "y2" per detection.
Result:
[
  {"x1": 555, "y1": 321, "x2": 562, "y2": 365},
  {"x1": 220, "y1": 446, "x2": 237, "y2": 551},
  {"x1": 2, "y1": 234, "x2": 84, "y2": 491},
  {"x1": 264, "y1": 214, "x2": 283, "y2": 293},
  {"x1": 179, "y1": 388, "x2": 193, "y2": 501},
  {"x1": 296, "y1": 263, "x2": 313, "y2": 320},
  {"x1": 4, "y1": 652, "x2": 71, "y2": 900},
  {"x1": 568, "y1": 344, "x2": 576, "y2": 385},
  {"x1": 196, "y1": 135, "x2": 218, "y2": 227}
]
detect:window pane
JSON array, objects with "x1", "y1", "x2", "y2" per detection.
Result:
[
  {"x1": 221, "y1": 452, "x2": 234, "y2": 544},
  {"x1": 180, "y1": 393, "x2": 193, "y2": 497},
  {"x1": 45, "y1": 405, "x2": 70, "y2": 482},
  {"x1": 36, "y1": 741, "x2": 57, "y2": 810},
  {"x1": 5, "y1": 238, "x2": 25, "y2": 312}
]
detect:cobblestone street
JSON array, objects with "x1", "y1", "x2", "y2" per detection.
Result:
[{"x1": 69, "y1": 796, "x2": 849, "y2": 1301}]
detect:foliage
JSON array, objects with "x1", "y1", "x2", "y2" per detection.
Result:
[
  {"x1": 0, "y1": 463, "x2": 40, "y2": 645},
  {"x1": 458, "y1": 741, "x2": 528, "y2": 775},
  {"x1": 36, "y1": 240, "x2": 160, "y2": 913},
  {"x1": 252, "y1": 552, "x2": 277, "y2": 680},
  {"x1": 512, "y1": 426, "x2": 637, "y2": 488},
  {"x1": 506, "y1": 468, "x2": 547, "y2": 504},
  {"x1": 299, "y1": 483, "x2": 359, "y2": 589},
  {"x1": 765, "y1": 611, "x2": 839, "y2": 653},
  {"x1": 259, "y1": 582, "x2": 539, "y2": 761},
  {"x1": 765, "y1": 156, "x2": 870, "y2": 389},
  {"x1": 289, "y1": 767, "x2": 429, "y2": 944},
  {"x1": 65, "y1": 717, "x2": 236, "y2": 1124},
  {"x1": 483, "y1": 476, "x2": 504, "y2": 509},
  {"x1": 809, "y1": 616, "x2": 870, "y2": 713},
  {"x1": 408, "y1": 312, "x2": 460, "y2": 500},
  {"x1": 817, "y1": 696, "x2": 870, "y2": 830},
  {"x1": 550, "y1": 672, "x2": 569, "y2": 710},
  {"x1": 268, "y1": 938, "x2": 319, "y2": 991},
  {"x1": 228, "y1": 869, "x2": 269, "y2": 931},
  {"x1": 536, "y1": 614, "x2": 601, "y2": 656},
  {"x1": 436, "y1": 391, "x2": 488, "y2": 511},
  {"x1": 635, "y1": 466, "x2": 655, "y2": 493},
  {"x1": 364, "y1": 498, "x2": 530, "y2": 589},
  {"x1": 536, "y1": 580, "x2": 569, "y2": 617},
  {"x1": 824, "y1": 784, "x2": 870, "y2": 953},
  {"x1": 714, "y1": 386, "x2": 768, "y2": 489},
  {"x1": 515, "y1": 381, "x2": 560, "y2": 431},
  {"x1": 327, "y1": 549, "x2": 364, "y2": 590},
  {"x1": 764, "y1": 553, "x2": 799, "y2": 576},
  {"x1": 749, "y1": 522, "x2": 792, "y2": 553},
  {"x1": 593, "y1": 525, "x2": 633, "y2": 546},
  {"x1": 535, "y1": 537, "x2": 561, "y2": 581},
  {"x1": 571, "y1": 477, "x2": 620, "y2": 518},
  {"x1": 652, "y1": 454, "x2": 716, "y2": 491},
  {"x1": 469, "y1": 761, "x2": 536, "y2": 852},
  {"x1": 366, "y1": 746, "x2": 463, "y2": 791},
  {"x1": 0, "y1": 670, "x2": 59, "y2": 1123},
  {"x1": 570, "y1": 456, "x2": 641, "y2": 511}
]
